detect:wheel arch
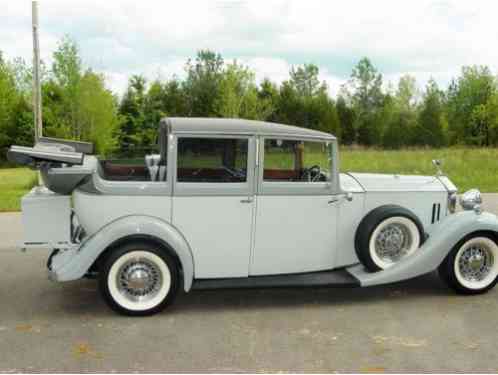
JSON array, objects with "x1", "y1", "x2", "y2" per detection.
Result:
[
  {"x1": 54, "y1": 215, "x2": 195, "y2": 291},
  {"x1": 439, "y1": 229, "x2": 498, "y2": 266},
  {"x1": 92, "y1": 234, "x2": 185, "y2": 287}
]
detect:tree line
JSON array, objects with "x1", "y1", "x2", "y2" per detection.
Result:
[{"x1": 1, "y1": 36, "x2": 498, "y2": 162}]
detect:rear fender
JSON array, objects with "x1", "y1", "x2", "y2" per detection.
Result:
[
  {"x1": 349, "y1": 210, "x2": 498, "y2": 286},
  {"x1": 51, "y1": 215, "x2": 195, "y2": 291}
]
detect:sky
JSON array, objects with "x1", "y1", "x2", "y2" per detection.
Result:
[{"x1": 2, "y1": 0, "x2": 498, "y2": 96}]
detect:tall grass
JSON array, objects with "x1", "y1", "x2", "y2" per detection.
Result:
[{"x1": 340, "y1": 147, "x2": 498, "y2": 192}]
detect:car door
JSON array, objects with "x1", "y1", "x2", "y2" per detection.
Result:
[
  {"x1": 250, "y1": 137, "x2": 339, "y2": 276},
  {"x1": 172, "y1": 134, "x2": 256, "y2": 278}
]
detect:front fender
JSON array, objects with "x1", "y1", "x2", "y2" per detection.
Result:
[
  {"x1": 51, "y1": 215, "x2": 195, "y2": 291},
  {"x1": 349, "y1": 210, "x2": 498, "y2": 286}
]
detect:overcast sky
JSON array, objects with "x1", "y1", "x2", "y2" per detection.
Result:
[{"x1": 2, "y1": 0, "x2": 498, "y2": 96}]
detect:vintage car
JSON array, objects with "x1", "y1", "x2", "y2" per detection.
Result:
[{"x1": 7, "y1": 117, "x2": 498, "y2": 316}]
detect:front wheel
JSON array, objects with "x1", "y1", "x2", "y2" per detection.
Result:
[
  {"x1": 99, "y1": 242, "x2": 179, "y2": 316},
  {"x1": 439, "y1": 235, "x2": 498, "y2": 295}
]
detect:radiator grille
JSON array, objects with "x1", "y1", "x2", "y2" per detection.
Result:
[{"x1": 431, "y1": 203, "x2": 441, "y2": 224}]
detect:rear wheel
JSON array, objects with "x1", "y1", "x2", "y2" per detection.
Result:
[
  {"x1": 99, "y1": 242, "x2": 179, "y2": 316},
  {"x1": 439, "y1": 235, "x2": 498, "y2": 295}
]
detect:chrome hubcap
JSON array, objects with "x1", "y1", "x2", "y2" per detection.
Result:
[
  {"x1": 458, "y1": 245, "x2": 494, "y2": 282},
  {"x1": 117, "y1": 258, "x2": 163, "y2": 302},
  {"x1": 375, "y1": 224, "x2": 412, "y2": 263}
]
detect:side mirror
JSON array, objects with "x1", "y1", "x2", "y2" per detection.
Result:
[{"x1": 346, "y1": 192, "x2": 353, "y2": 201}]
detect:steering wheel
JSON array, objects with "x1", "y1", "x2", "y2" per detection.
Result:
[{"x1": 301, "y1": 165, "x2": 321, "y2": 182}]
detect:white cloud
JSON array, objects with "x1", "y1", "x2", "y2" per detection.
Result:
[{"x1": 1, "y1": 0, "x2": 498, "y2": 95}]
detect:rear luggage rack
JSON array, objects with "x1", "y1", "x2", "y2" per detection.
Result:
[
  {"x1": 38, "y1": 137, "x2": 94, "y2": 154},
  {"x1": 7, "y1": 145, "x2": 84, "y2": 166},
  {"x1": 7, "y1": 140, "x2": 95, "y2": 194}
]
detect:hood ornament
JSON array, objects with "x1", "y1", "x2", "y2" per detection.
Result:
[{"x1": 432, "y1": 159, "x2": 444, "y2": 176}]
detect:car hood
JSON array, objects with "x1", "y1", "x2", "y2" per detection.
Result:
[{"x1": 344, "y1": 172, "x2": 449, "y2": 193}]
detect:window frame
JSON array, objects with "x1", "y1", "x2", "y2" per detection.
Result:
[
  {"x1": 257, "y1": 136, "x2": 338, "y2": 196},
  {"x1": 172, "y1": 133, "x2": 256, "y2": 197},
  {"x1": 90, "y1": 130, "x2": 172, "y2": 196}
]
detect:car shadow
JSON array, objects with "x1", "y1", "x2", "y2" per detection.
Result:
[
  {"x1": 48, "y1": 272, "x2": 454, "y2": 316},
  {"x1": 173, "y1": 271, "x2": 455, "y2": 313},
  {"x1": 45, "y1": 271, "x2": 456, "y2": 318}
]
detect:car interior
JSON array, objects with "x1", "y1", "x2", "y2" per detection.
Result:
[{"x1": 98, "y1": 134, "x2": 329, "y2": 183}]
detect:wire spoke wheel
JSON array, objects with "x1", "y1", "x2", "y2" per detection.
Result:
[
  {"x1": 453, "y1": 237, "x2": 498, "y2": 291},
  {"x1": 100, "y1": 244, "x2": 178, "y2": 316},
  {"x1": 374, "y1": 223, "x2": 413, "y2": 263},
  {"x1": 368, "y1": 216, "x2": 421, "y2": 269},
  {"x1": 117, "y1": 256, "x2": 164, "y2": 303}
]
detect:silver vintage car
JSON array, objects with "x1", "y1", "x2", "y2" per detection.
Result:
[{"x1": 8, "y1": 117, "x2": 498, "y2": 316}]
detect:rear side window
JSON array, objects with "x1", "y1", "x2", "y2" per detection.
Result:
[{"x1": 177, "y1": 138, "x2": 248, "y2": 183}]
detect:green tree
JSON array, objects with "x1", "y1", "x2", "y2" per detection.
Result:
[
  {"x1": 258, "y1": 78, "x2": 280, "y2": 122},
  {"x1": 395, "y1": 74, "x2": 418, "y2": 111},
  {"x1": 119, "y1": 75, "x2": 148, "y2": 154},
  {"x1": 0, "y1": 53, "x2": 23, "y2": 155},
  {"x1": 161, "y1": 78, "x2": 188, "y2": 116},
  {"x1": 77, "y1": 71, "x2": 119, "y2": 156},
  {"x1": 144, "y1": 80, "x2": 167, "y2": 139},
  {"x1": 336, "y1": 95, "x2": 355, "y2": 144},
  {"x1": 382, "y1": 111, "x2": 411, "y2": 149},
  {"x1": 486, "y1": 93, "x2": 498, "y2": 145},
  {"x1": 183, "y1": 50, "x2": 224, "y2": 116},
  {"x1": 415, "y1": 79, "x2": 446, "y2": 147},
  {"x1": 446, "y1": 65, "x2": 497, "y2": 145},
  {"x1": 51, "y1": 35, "x2": 82, "y2": 139},
  {"x1": 275, "y1": 80, "x2": 301, "y2": 125},
  {"x1": 215, "y1": 62, "x2": 274, "y2": 120},
  {"x1": 346, "y1": 57, "x2": 385, "y2": 145},
  {"x1": 289, "y1": 64, "x2": 321, "y2": 97},
  {"x1": 277, "y1": 63, "x2": 338, "y2": 135},
  {"x1": 312, "y1": 90, "x2": 340, "y2": 137}
]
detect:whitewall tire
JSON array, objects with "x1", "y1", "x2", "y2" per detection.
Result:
[
  {"x1": 355, "y1": 205, "x2": 424, "y2": 272},
  {"x1": 369, "y1": 216, "x2": 421, "y2": 269},
  {"x1": 99, "y1": 242, "x2": 179, "y2": 316},
  {"x1": 439, "y1": 235, "x2": 498, "y2": 294}
]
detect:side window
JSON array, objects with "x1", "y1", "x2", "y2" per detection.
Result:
[
  {"x1": 263, "y1": 139, "x2": 332, "y2": 182},
  {"x1": 177, "y1": 138, "x2": 248, "y2": 183},
  {"x1": 99, "y1": 134, "x2": 167, "y2": 182}
]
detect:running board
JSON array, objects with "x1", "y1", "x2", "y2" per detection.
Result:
[{"x1": 192, "y1": 269, "x2": 360, "y2": 290}]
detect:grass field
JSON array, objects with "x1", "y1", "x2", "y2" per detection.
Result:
[
  {"x1": 0, "y1": 168, "x2": 38, "y2": 212},
  {"x1": 340, "y1": 147, "x2": 498, "y2": 193},
  {"x1": 1, "y1": 147, "x2": 498, "y2": 212}
]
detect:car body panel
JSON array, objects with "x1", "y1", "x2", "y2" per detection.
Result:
[
  {"x1": 73, "y1": 189, "x2": 172, "y2": 236},
  {"x1": 172, "y1": 195, "x2": 254, "y2": 278},
  {"x1": 250, "y1": 194, "x2": 338, "y2": 275},
  {"x1": 349, "y1": 172, "x2": 446, "y2": 192}
]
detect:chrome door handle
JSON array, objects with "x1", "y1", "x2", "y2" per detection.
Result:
[
  {"x1": 328, "y1": 192, "x2": 353, "y2": 204},
  {"x1": 240, "y1": 197, "x2": 254, "y2": 203}
]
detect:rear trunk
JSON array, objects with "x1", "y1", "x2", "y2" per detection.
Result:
[{"x1": 7, "y1": 138, "x2": 94, "y2": 249}]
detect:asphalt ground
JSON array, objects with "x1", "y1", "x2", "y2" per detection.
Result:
[{"x1": 1, "y1": 194, "x2": 498, "y2": 372}]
